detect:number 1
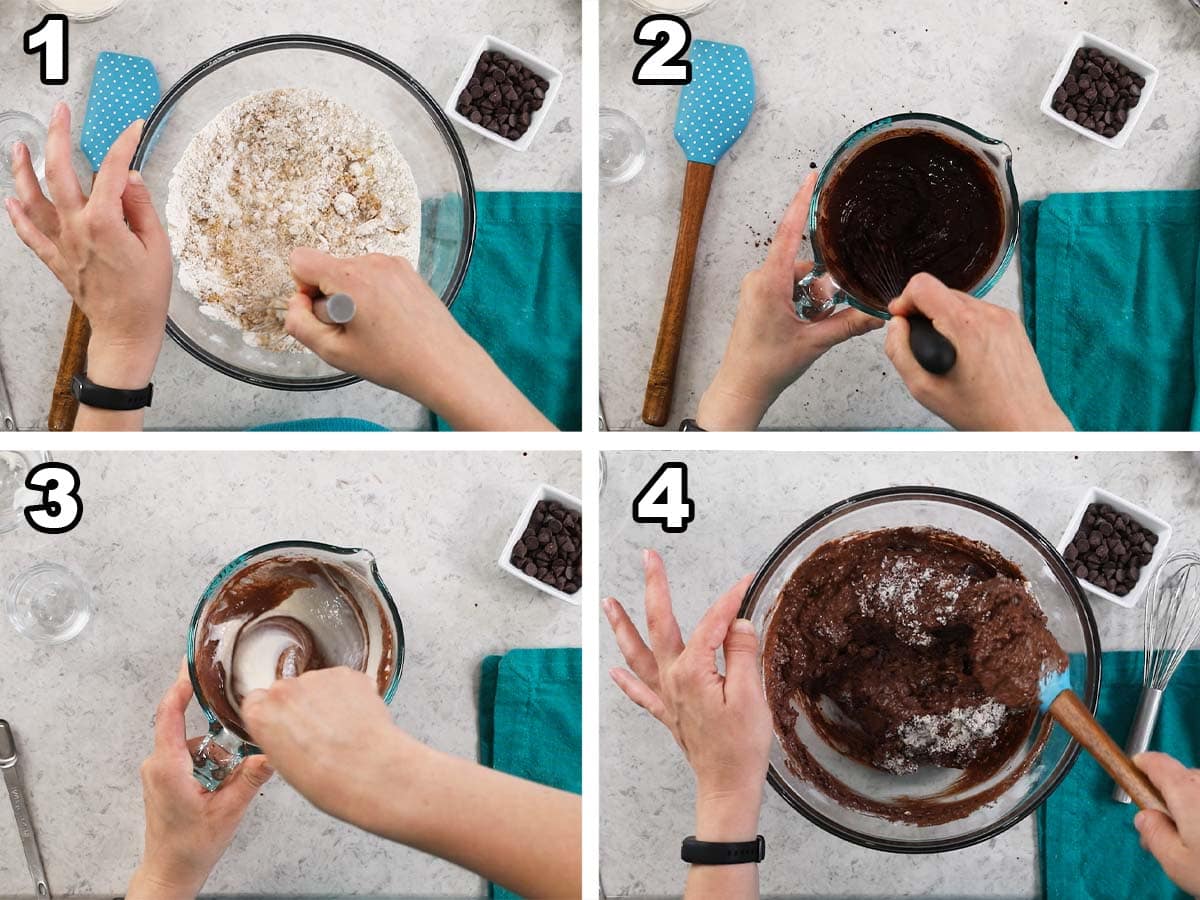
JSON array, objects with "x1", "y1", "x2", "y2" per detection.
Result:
[{"x1": 24, "y1": 15, "x2": 69, "y2": 86}]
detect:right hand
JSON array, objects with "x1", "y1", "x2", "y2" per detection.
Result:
[
  {"x1": 603, "y1": 550, "x2": 771, "y2": 840},
  {"x1": 240, "y1": 667, "x2": 424, "y2": 828},
  {"x1": 5, "y1": 103, "x2": 171, "y2": 390},
  {"x1": 283, "y1": 248, "x2": 553, "y2": 430},
  {"x1": 1134, "y1": 752, "x2": 1200, "y2": 895},
  {"x1": 884, "y1": 273, "x2": 1073, "y2": 431},
  {"x1": 284, "y1": 249, "x2": 477, "y2": 404}
]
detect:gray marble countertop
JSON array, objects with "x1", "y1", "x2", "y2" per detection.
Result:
[
  {"x1": 599, "y1": 451, "x2": 1200, "y2": 897},
  {"x1": 0, "y1": 451, "x2": 581, "y2": 897},
  {"x1": 0, "y1": 0, "x2": 580, "y2": 431},
  {"x1": 599, "y1": 0, "x2": 1200, "y2": 430}
]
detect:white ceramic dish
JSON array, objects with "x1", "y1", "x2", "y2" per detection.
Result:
[
  {"x1": 445, "y1": 35, "x2": 563, "y2": 153},
  {"x1": 498, "y1": 483, "x2": 582, "y2": 605},
  {"x1": 1056, "y1": 486, "x2": 1173, "y2": 609},
  {"x1": 1039, "y1": 32, "x2": 1159, "y2": 150}
]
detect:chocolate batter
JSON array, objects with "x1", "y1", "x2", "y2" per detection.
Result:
[
  {"x1": 192, "y1": 555, "x2": 396, "y2": 741},
  {"x1": 818, "y1": 130, "x2": 1005, "y2": 310},
  {"x1": 764, "y1": 527, "x2": 1066, "y2": 825}
]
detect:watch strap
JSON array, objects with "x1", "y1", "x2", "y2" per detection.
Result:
[
  {"x1": 680, "y1": 835, "x2": 765, "y2": 865},
  {"x1": 71, "y1": 374, "x2": 153, "y2": 411}
]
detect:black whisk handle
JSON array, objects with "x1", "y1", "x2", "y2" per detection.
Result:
[{"x1": 908, "y1": 314, "x2": 957, "y2": 375}]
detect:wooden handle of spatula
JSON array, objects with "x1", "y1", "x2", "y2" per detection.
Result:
[
  {"x1": 48, "y1": 172, "x2": 100, "y2": 432},
  {"x1": 1051, "y1": 689, "x2": 1169, "y2": 814},
  {"x1": 48, "y1": 303, "x2": 90, "y2": 432},
  {"x1": 642, "y1": 160, "x2": 716, "y2": 428}
]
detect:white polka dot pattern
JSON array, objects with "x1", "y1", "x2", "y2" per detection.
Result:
[
  {"x1": 81, "y1": 51, "x2": 160, "y2": 171},
  {"x1": 673, "y1": 40, "x2": 756, "y2": 166}
]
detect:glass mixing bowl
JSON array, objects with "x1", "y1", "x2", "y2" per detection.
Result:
[
  {"x1": 133, "y1": 35, "x2": 476, "y2": 390},
  {"x1": 741, "y1": 486, "x2": 1100, "y2": 853}
]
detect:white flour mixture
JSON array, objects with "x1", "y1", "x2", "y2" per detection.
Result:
[{"x1": 166, "y1": 88, "x2": 421, "y2": 352}]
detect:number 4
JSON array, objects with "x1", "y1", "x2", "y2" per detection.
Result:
[
  {"x1": 633, "y1": 15, "x2": 692, "y2": 86},
  {"x1": 24, "y1": 14, "x2": 69, "y2": 87},
  {"x1": 633, "y1": 462, "x2": 695, "y2": 534}
]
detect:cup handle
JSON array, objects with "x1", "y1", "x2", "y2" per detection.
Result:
[
  {"x1": 792, "y1": 263, "x2": 845, "y2": 321},
  {"x1": 191, "y1": 726, "x2": 248, "y2": 792}
]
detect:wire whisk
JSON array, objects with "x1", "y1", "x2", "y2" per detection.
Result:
[
  {"x1": 859, "y1": 232, "x2": 910, "y2": 307},
  {"x1": 1113, "y1": 550, "x2": 1200, "y2": 802}
]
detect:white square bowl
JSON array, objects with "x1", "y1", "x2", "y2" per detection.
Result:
[
  {"x1": 1056, "y1": 486, "x2": 1173, "y2": 609},
  {"x1": 498, "y1": 483, "x2": 582, "y2": 605},
  {"x1": 1040, "y1": 32, "x2": 1159, "y2": 150},
  {"x1": 444, "y1": 35, "x2": 563, "y2": 153}
]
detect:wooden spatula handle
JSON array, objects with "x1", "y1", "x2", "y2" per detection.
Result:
[
  {"x1": 642, "y1": 160, "x2": 716, "y2": 428},
  {"x1": 48, "y1": 303, "x2": 89, "y2": 432},
  {"x1": 48, "y1": 172, "x2": 99, "y2": 432},
  {"x1": 1051, "y1": 689, "x2": 1169, "y2": 814}
]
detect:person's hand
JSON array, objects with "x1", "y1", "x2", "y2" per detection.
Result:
[
  {"x1": 884, "y1": 273, "x2": 1073, "y2": 431},
  {"x1": 5, "y1": 102, "x2": 171, "y2": 394},
  {"x1": 1134, "y1": 752, "x2": 1200, "y2": 895},
  {"x1": 126, "y1": 663, "x2": 273, "y2": 900},
  {"x1": 697, "y1": 172, "x2": 884, "y2": 430},
  {"x1": 240, "y1": 666, "x2": 422, "y2": 829},
  {"x1": 603, "y1": 549, "x2": 771, "y2": 842},
  {"x1": 283, "y1": 248, "x2": 553, "y2": 430}
]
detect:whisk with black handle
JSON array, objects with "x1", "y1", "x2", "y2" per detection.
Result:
[
  {"x1": 860, "y1": 234, "x2": 957, "y2": 375},
  {"x1": 1113, "y1": 550, "x2": 1200, "y2": 803}
]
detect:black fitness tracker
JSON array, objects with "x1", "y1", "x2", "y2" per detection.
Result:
[
  {"x1": 71, "y1": 374, "x2": 154, "y2": 411},
  {"x1": 679, "y1": 418, "x2": 707, "y2": 431},
  {"x1": 680, "y1": 835, "x2": 766, "y2": 865}
]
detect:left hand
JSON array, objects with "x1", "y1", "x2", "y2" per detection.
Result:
[
  {"x1": 604, "y1": 550, "x2": 772, "y2": 840},
  {"x1": 5, "y1": 102, "x2": 172, "y2": 392},
  {"x1": 697, "y1": 172, "x2": 884, "y2": 430},
  {"x1": 126, "y1": 662, "x2": 273, "y2": 900}
]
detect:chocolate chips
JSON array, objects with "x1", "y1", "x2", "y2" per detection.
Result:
[
  {"x1": 511, "y1": 499, "x2": 581, "y2": 595},
  {"x1": 1051, "y1": 47, "x2": 1145, "y2": 140},
  {"x1": 455, "y1": 50, "x2": 548, "y2": 143},
  {"x1": 1064, "y1": 503, "x2": 1158, "y2": 597}
]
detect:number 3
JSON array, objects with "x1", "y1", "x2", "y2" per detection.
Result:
[
  {"x1": 633, "y1": 15, "x2": 692, "y2": 86},
  {"x1": 24, "y1": 462, "x2": 83, "y2": 535},
  {"x1": 24, "y1": 14, "x2": 69, "y2": 87},
  {"x1": 633, "y1": 462, "x2": 695, "y2": 534}
]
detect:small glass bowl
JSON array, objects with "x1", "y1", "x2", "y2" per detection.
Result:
[
  {"x1": 741, "y1": 486, "x2": 1100, "y2": 853},
  {"x1": 36, "y1": 0, "x2": 128, "y2": 21},
  {"x1": 133, "y1": 35, "x2": 476, "y2": 391},
  {"x1": 627, "y1": 0, "x2": 719, "y2": 16},
  {"x1": 6, "y1": 562, "x2": 93, "y2": 643}
]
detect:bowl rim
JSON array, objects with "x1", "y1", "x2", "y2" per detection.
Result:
[
  {"x1": 740, "y1": 484, "x2": 1102, "y2": 854},
  {"x1": 132, "y1": 33, "x2": 478, "y2": 391}
]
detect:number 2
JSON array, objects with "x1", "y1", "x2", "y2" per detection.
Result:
[
  {"x1": 24, "y1": 14, "x2": 69, "y2": 86},
  {"x1": 633, "y1": 462, "x2": 695, "y2": 534},
  {"x1": 633, "y1": 15, "x2": 692, "y2": 86}
]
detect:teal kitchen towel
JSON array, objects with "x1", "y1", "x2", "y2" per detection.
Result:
[
  {"x1": 250, "y1": 417, "x2": 387, "y2": 432},
  {"x1": 479, "y1": 647, "x2": 582, "y2": 900},
  {"x1": 1039, "y1": 651, "x2": 1200, "y2": 900},
  {"x1": 434, "y1": 192, "x2": 582, "y2": 432},
  {"x1": 1021, "y1": 191, "x2": 1200, "y2": 431}
]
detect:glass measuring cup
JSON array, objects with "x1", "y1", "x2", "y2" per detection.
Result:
[
  {"x1": 186, "y1": 541, "x2": 405, "y2": 790},
  {"x1": 793, "y1": 114, "x2": 1019, "y2": 371}
]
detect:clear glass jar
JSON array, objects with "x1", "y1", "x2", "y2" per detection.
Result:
[
  {"x1": 36, "y1": 0, "x2": 129, "y2": 21},
  {"x1": 627, "y1": 0, "x2": 719, "y2": 16}
]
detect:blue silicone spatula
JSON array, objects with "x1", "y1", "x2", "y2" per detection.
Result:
[
  {"x1": 1037, "y1": 668, "x2": 1168, "y2": 813},
  {"x1": 49, "y1": 51, "x2": 159, "y2": 431},
  {"x1": 642, "y1": 40, "x2": 755, "y2": 427}
]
